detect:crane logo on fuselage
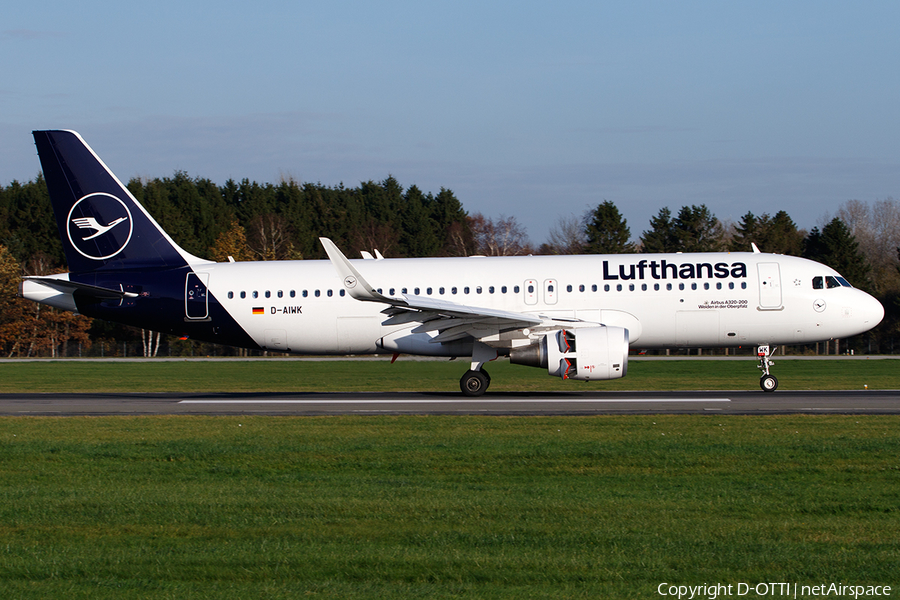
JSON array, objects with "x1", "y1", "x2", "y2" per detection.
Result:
[{"x1": 66, "y1": 193, "x2": 133, "y2": 261}]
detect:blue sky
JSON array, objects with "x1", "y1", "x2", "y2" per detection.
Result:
[{"x1": 3, "y1": 1, "x2": 899, "y2": 245}]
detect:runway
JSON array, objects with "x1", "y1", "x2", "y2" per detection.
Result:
[{"x1": 1, "y1": 390, "x2": 899, "y2": 416}]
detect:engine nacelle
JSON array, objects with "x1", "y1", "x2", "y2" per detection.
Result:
[{"x1": 509, "y1": 326, "x2": 629, "y2": 381}]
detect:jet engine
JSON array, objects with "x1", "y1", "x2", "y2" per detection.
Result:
[{"x1": 509, "y1": 326, "x2": 629, "y2": 381}]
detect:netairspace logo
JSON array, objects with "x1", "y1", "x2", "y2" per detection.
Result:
[{"x1": 657, "y1": 582, "x2": 893, "y2": 599}]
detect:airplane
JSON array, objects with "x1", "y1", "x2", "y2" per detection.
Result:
[{"x1": 19, "y1": 130, "x2": 885, "y2": 395}]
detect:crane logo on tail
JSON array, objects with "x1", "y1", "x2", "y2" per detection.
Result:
[{"x1": 66, "y1": 193, "x2": 133, "y2": 260}]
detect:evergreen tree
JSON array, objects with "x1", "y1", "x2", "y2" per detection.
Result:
[
  {"x1": 729, "y1": 211, "x2": 760, "y2": 252},
  {"x1": 765, "y1": 210, "x2": 804, "y2": 255},
  {"x1": 673, "y1": 204, "x2": 724, "y2": 252},
  {"x1": 640, "y1": 207, "x2": 678, "y2": 253},
  {"x1": 584, "y1": 200, "x2": 635, "y2": 254},
  {"x1": 400, "y1": 185, "x2": 440, "y2": 257},
  {"x1": 730, "y1": 210, "x2": 803, "y2": 255},
  {"x1": 804, "y1": 217, "x2": 872, "y2": 289}
]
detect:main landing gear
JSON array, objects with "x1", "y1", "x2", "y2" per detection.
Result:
[
  {"x1": 757, "y1": 345, "x2": 778, "y2": 392},
  {"x1": 460, "y1": 341, "x2": 497, "y2": 397},
  {"x1": 460, "y1": 368, "x2": 491, "y2": 396}
]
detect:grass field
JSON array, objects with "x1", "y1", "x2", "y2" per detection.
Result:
[
  {"x1": 0, "y1": 415, "x2": 897, "y2": 598},
  {"x1": 0, "y1": 356, "x2": 897, "y2": 393},
  {"x1": 0, "y1": 359, "x2": 897, "y2": 598}
]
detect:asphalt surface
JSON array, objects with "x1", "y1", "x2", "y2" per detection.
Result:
[{"x1": 1, "y1": 389, "x2": 898, "y2": 416}]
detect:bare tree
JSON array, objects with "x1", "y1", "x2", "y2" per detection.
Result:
[
  {"x1": 544, "y1": 212, "x2": 588, "y2": 254},
  {"x1": 469, "y1": 213, "x2": 532, "y2": 256},
  {"x1": 246, "y1": 213, "x2": 299, "y2": 261},
  {"x1": 837, "y1": 198, "x2": 900, "y2": 293}
]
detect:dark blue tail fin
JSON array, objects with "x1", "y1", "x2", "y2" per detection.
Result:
[{"x1": 33, "y1": 130, "x2": 207, "y2": 273}]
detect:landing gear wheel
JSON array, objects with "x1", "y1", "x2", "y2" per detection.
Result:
[
  {"x1": 460, "y1": 370, "x2": 490, "y2": 397},
  {"x1": 760, "y1": 374, "x2": 778, "y2": 392}
]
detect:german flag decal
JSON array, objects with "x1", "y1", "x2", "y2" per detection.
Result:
[{"x1": 252, "y1": 307, "x2": 265, "y2": 315}]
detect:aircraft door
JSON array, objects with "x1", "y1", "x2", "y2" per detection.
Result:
[
  {"x1": 543, "y1": 279, "x2": 558, "y2": 305},
  {"x1": 757, "y1": 263, "x2": 782, "y2": 309},
  {"x1": 524, "y1": 279, "x2": 538, "y2": 305},
  {"x1": 185, "y1": 272, "x2": 209, "y2": 320}
]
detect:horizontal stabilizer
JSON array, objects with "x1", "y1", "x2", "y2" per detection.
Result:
[{"x1": 22, "y1": 276, "x2": 137, "y2": 300}]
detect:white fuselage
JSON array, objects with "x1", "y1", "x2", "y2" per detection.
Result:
[{"x1": 201, "y1": 252, "x2": 883, "y2": 355}]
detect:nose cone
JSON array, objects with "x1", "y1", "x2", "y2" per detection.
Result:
[{"x1": 864, "y1": 293, "x2": 885, "y2": 328}]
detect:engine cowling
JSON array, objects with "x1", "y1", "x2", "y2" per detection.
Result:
[{"x1": 509, "y1": 326, "x2": 629, "y2": 381}]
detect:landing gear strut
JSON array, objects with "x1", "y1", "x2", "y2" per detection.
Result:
[
  {"x1": 460, "y1": 341, "x2": 496, "y2": 397},
  {"x1": 757, "y1": 345, "x2": 778, "y2": 392}
]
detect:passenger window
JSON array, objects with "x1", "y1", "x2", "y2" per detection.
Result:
[
  {"x1": 654, "y1": 283, "x2": 660, "y2": 291},
  {"x1": 579, "y1": 284, "x2": 585, "y2": 292},
  {"x1": 390, "y1": 288, "x2": 396, "y2": 295},
  {"x1": 476, "y1": 286, "x2": 482, "y2": 294},
  {"x1": 302, "y1": 290, "x2": 308, "y2": 298},
  {"x1": 501, "y1": 286, "x2": 508, "y2": 294},
  {"x1": 240, "y1": 291, "x2": 246, "y2": 299},
  {"x1": 591, "y1": 284, "x2": 597, "y2": 292},
  {"x1": 327, "y1": 290, "x2": 333, "y2": 297},
  {"x1": 252, "y1": 291, "x2": 258, "y2": 299},
  {"x1": 703, "y1": 283, "x2": 709, "y2": 290},
  {"x1": 489, "y1": 286, "x2": 495, "y2": 294},
  {"x1": 691, "y1": 283, "x2": 697, "y2": 290},
  {"x1": 340, "y1": 289, "x2": 346, "y2": 297},
  {"x1": 415, "y1": 287, "x2": 420, "y2": 295},
  {"x1": 527, "y1": 285, "x2": 533, "y2": 293},
  {"x1": 679, "y1": 283, "x2": 685, "y2": 291},
  {"x1": 812, "y1": 276, "x2": 824, "y2": 290},
  {"x1": 716, "y1": 283, "x2": 722, "y2": 290},
  {"x1": 439, "y1": 287, "x2": 445, "y2": 295},
  {"x1": 604, "y1": 284, "x2": 610, "y2": 292},
  {"x1": 314, "y1": 290, "x2": 320, "y2": 297},
  {"x1": 629, "y1": 284, "x2": 635, "y2": 291},
  {"x1": 741, "y1": 282, "x2": 747, "y2": 289},
  {"x1": 565, "y1": 285, "x2": 571, "y2": 292},
  {"x1": 728, "y1": 282, "x2": 734, "y2": 290},
  {"x1": 616, "y1": 284, "x2": 622, "y2": 292},
  {"x1": 452, "y1": 287, "x2": 458, "y2": 294},
  {"x1": 427, "y1": 287, "x2": 433, "y2": 295},
  {"x1": 228, "y1": 291, "x2": 234, "y2": 299},
  {"x1": 402, "y1": 288, "x2": 408, "y2": 294},
  {"x1": 514, "y1": 286, "x2": 520, "y2": 293},
  {"x1": 290, "y1": 290, "x2": 296, "y2": 298},
  {"x1": 465, "y1": 286, "x2": 471, "y2": 294},
  {"x1": 666, "y1": 283, "x2": 673, "y2": 291},
  {"x1": 641, "y1": 284, "x2": 647, "y2": 291}
]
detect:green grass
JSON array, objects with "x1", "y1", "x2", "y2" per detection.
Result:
[
  {"x1": 0, "y1": 415, "x2": 897, "y2": 598},
  {"x1": 0, "y1": 358, "x2": 900, "y2": 393},
  {"x1": 0, "y1": 357, "x2": 896, "y2": 393}
]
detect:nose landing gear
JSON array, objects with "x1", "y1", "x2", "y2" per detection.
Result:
[{"x1": 757, "y1": 345, "x2": 778, "y2": 392}]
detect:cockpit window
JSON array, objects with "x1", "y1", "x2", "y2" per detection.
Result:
[
  {"x1": 826, "y1": 276, "x2": 841, "y2": 289},
  {"x1": 812, "y1": 276, "x2": 823, "y2": 289},
  {"x1": 835, "y1": 276, "x2": 852, "y2": 288}
]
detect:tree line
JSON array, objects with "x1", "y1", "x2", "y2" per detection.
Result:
[{"x1": 0, "y1": 172, "x2": 897, "y2": 356}]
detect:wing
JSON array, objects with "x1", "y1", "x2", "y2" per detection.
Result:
[{"x1": 320, "y1": 237, "x2": 543, "y2": 344}]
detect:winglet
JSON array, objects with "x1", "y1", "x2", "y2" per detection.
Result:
[
  {"x1": 320, "y1": 237, "x2": 391, "y2": 302},
  {"x1": 751, "y1": 243, "x2": 761, "y2": 254}
]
